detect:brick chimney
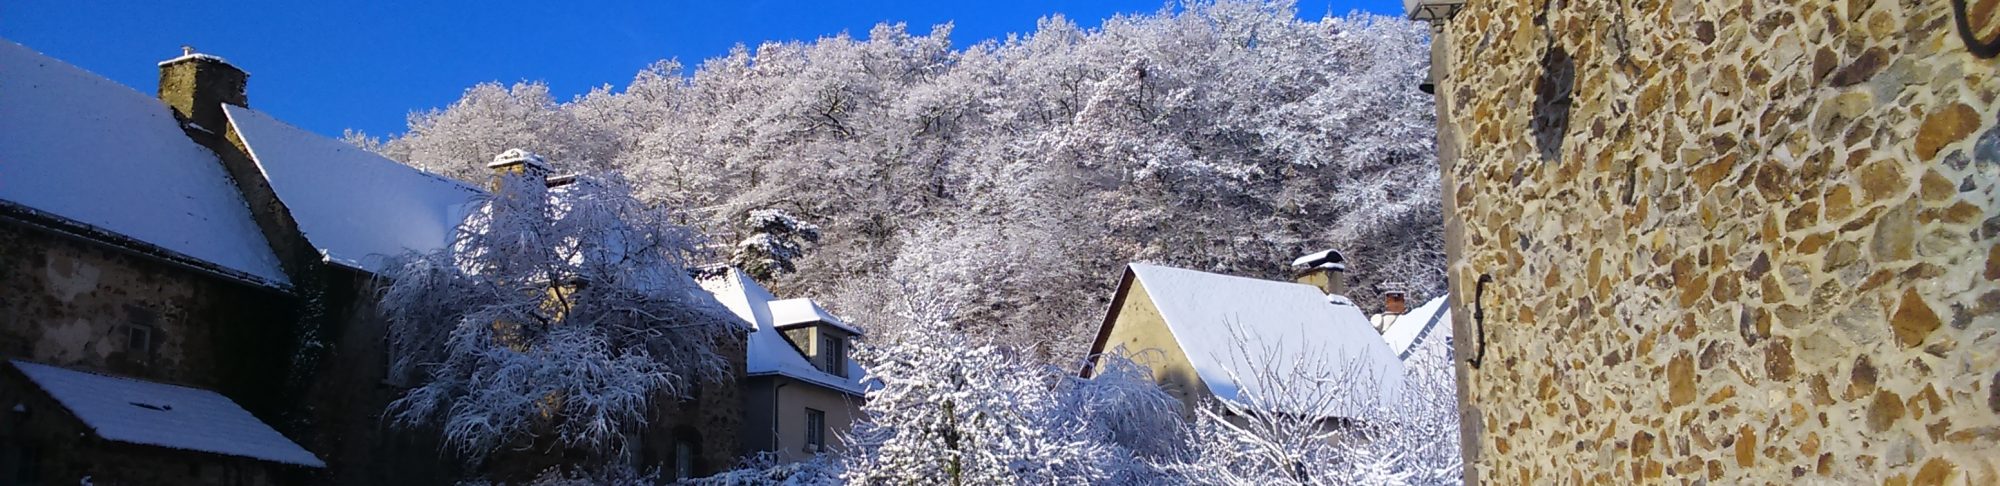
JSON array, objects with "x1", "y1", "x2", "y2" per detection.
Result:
[
  {"x1": 158, "y1": 45, "x2": 247, "y2": 133},
  {"x1": 1291, "y1": 249, "x2": 1348, "y2": 296},
  {"x1": 1382, "y1": 290, "x2": 1409, "y2": 315}
]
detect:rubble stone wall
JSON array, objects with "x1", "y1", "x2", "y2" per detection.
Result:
[{"x1": 1436, "y1": 1, "x2": 2000, "y2": 483}]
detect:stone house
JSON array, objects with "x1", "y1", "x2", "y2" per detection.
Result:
[
  {"x1": 0, "y1": 39, "x2": 751, "y2": 484},
  {"x1": 1081, "y1": 258, "x2": 1404, "y2": 418},
  {"x1": 0, "y1": 40, "x2": 323, "y2": 485},
  {"x1": 701, "y1": 268, "x2": 866, "y2": 463},
  {"x1": 1417, "y1": 0, "x2": 2000, "y2": 483}
]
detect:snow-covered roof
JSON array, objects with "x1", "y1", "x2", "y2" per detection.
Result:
[
  {"x1": 1381, "y1": 295, "x2": 1451, "y2": 361},
  {"x1": 1122, "y1": 263, "x2": 1403, "y2": 416},
  {"x1": 224, "y1": 105, "x2": 483, "y2": 272},
  {"x1": 9, "y1": 360, "x2": 324, "y2": 468},
  {"x1": 768, "y1": 298, "x2": 863, "y2": 335},
  {"x1": 700, "y1": 269, "x2": 867, "y2": 395},
  {"x1": 0, "y1": 40, "x2": 290, "y2": 287}
]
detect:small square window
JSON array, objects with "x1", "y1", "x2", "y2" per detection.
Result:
[{"x1": 123, "y1": 325, "x2": 153, "y2": 362}]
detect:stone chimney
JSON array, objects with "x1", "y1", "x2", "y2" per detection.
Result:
[
  {"x1": 158, "y1": 45, "x2": 247, "y2": 133},
  {"x1": 486, "y1": 148, "x2": 552, "y2": 189},
  {"x1": 1291, "y1": 249, "x2": 1348, "y2": 296}
]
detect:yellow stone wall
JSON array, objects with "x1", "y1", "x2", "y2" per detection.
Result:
[
  {"x1": 1434, "y1": 1, "x2": 2000, "y2": 483},
  {"x1": 1101, "y1": 279, "x2": 1212, "y2": 415}
]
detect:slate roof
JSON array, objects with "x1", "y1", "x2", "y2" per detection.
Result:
[{"x1": 0, "y1": 40, "x2": 289, "y2": 287}]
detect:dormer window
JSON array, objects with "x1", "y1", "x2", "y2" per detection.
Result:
[
  {"x1": 767, "y1": 298, "x2": 861, "y2": 378},
  {"x1": 820, "y1": 333, "x2": 847, "y2": 378}
]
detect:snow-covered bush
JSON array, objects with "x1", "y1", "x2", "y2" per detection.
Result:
[
  {"x1": 1157, "y1": 323, "x2": 1462, "y2": 486},
  {"x1": 378, "y1": 172, "x2": 741, "y2": 466},
  {"x1": 841, "y1": 292, "x2": 1118, "y2": 484},
  {"x1": 683, "y1": 452, "x2": 844, "y2": 486},
  {"x1": 731, "y1": 209, "x2": 822, "y2": 282},
  {"x1": 457, "y1": 465, "x2": 660, "y2": 486}
]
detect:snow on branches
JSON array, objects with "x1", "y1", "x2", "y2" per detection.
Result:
[
  {"x1": 377, "y1": 172, "x2": 741, "y2": 466},
  {"x1": 841, "y1": 297, "x2": 1117, "y2": 484},
  {"x1": 731, "y1": 209, "x2": 822, "y2": 282}
]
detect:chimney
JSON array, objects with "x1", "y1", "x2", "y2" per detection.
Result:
[
  {"x1": 486, "y1": 148, "x2": 553, "y2": 190},
  {"x1": 1382, "y1": 290, "x2": 1409, "y2": 315},
  {"x1": 1291, "y1": 249, "x2": 1347, "y2": 296},
  {"x1": 158, "y1": 45, "x2": 247, "y2": 133}
]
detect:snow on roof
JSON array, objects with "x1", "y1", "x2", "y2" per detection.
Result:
[
  {"x1": 9, "y1": 360, "x2": 324, "y2": 468},
  {"x1": 700, "y1": 269, "x2": 867, "y2": 395},
  {"x1": 1290, "y1": 249, "x2": 1345, "y2": 268},
  {"x1": 1381, "y1": 295, "x2": 1451, "y2": 360},
  {"x1": 768, "y1": 298, "x2": 862, "y2": 335},
  {"x1": 0, "y1": 40, "x2": 290, "y2": 287},
  {"x1": 224, "y1": 105, "x2": 483, "y2": 272},
  {"x1": 1125, "y1": 263, "x2": 1403, "y2": 416}
]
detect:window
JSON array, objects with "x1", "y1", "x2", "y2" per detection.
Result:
[
  {"x1": 820, "y1": 333, "x2": 846, "y2": 378},
  {"x1": 122, "y1": 324, "x2": 153, "y2": 363},
  {"x1": 13, "y1": 445, "x2": 38, "y2": 484},
  {"x1": 673, "y1": 440, "x2": 695, "y2": 479},
  {"x1": 804, "y1": 408, "x2": 826, "y2": 452}
]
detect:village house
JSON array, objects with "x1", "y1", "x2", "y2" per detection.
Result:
[
  {"x1": 700, "y1": 269, "x2": 867, "y2": 463},
  {"x1": 0, "y1": 39, "x2": 766, "y2": 484},
  {"x1": 0, "y1": 40, "x2": 322, "y2": 485},
  {"x1": 1080, "y1": 252, "x2": 1405, "y2": 418},
  {"x1": 1416, "y1": 0, "x2": 2000, "y2": 483}
]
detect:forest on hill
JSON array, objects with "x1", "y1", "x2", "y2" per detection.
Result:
[{"x1": 346, "y1": 0, "x2": 1440, "y2": 360}]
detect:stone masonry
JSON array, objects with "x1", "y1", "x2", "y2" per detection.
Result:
[{"x1": 1434, "y1": 0, "x2": 2000, "y2": 484}]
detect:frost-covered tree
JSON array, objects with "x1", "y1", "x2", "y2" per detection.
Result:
[
  {"x1": 1156, "y1": 322, "x2": 1461, "y2": 485},
  {"x1": 377, "y1": 172, "x2": 741, "y2": 467},
  {"x1": 357, "y1": 0, "x2": 1442, "y2": 362},
  {"x1": 841, "y1": 290, "x2": 1116, "y2": 484},
  {"x1": 730, "y1": 209, "x2": 823, "y2": 282}
]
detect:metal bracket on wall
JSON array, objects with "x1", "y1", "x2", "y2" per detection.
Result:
[
  {"x1": 1468, "y1": 273, "x2": 1493, "y2": 369},
  {"x1": 1955, "y1": 0, "x2": 2000, "y2": 58}
]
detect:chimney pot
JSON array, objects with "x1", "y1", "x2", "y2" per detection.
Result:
[{"x1": 1383, "y1": 290, "x2": 1409, "y2": 315}]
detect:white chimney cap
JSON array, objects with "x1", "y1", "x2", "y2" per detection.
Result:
[
  {"x1": 487, "y1": 148, "x2": 550, "y2": 170},
  {"x1": 1292, "y1": 249, "x2": 1346, "y2": 270}
]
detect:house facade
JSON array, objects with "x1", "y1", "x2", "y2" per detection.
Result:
[
  {"x1": 1422, "y1": 0, "x2": 2000, "y2": 483},
  {"x1": 702, "y1": 269, "x2": 865, "y2": 463}
]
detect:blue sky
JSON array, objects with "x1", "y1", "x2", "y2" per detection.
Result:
[{"x1": 5, "y1": 1, "x2": 1402, "y2": 138}]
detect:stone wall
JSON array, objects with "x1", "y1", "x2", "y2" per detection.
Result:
[
  {"x1": 0, "y1": 215, "x2": 294, "y2": 410},
  {"x1": 1435, "y1": 1, "x2": 2000, "y2": 483}
]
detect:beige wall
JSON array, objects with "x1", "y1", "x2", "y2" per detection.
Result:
[
  {"x1": 1099, "y1": 279, "x2": 1211, "y2": 415},
  {"x1": 740, "y1": 376, "x2": 862, "y2": 463},
  {"x1": 1436, "y1": 1, "x2": 2000, "y2": 483}
]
